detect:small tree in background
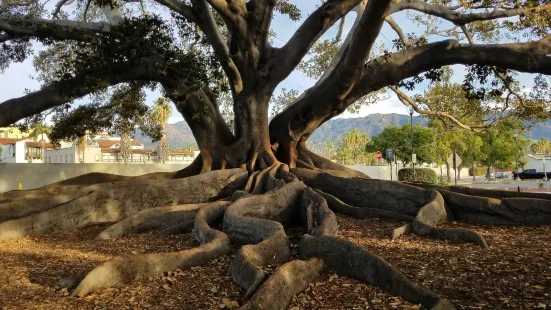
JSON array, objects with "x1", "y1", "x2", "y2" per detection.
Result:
[
  {"x1": 152, "y1": 97, "x2": 173, "y2": 164},
  {"x1": 531, "y1": 138, "x2": 551, "y2": 155},
  {"x1": 28, "y1": 122, "x2": 51, "y2": 162}
]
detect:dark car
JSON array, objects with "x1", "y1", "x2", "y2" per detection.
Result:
[{"x1": 513, "y1": 169, "x2": 551, "y2": 180}]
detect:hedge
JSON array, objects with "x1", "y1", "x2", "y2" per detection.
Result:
[
  {"x1": 468, "y1": 166, "x2": 487, "y2": 176},
  {"x1": 398, "y1": 168, "x2": 438, "y2": 183}
]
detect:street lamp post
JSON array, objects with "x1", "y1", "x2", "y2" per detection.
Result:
[
  {"x1": 513, "y1": 133, "x2": 519, "y2": 180},
  {"x1": 408, "y1": 106, "x2": 415, "y2": 179}
]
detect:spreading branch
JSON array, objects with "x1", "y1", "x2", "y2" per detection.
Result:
[
  {"x1": 0, "y1": 56, "x2": 166, "y2": 127},
  {"x1": 385, "y1": 16, "x2": 409, "y2": 47},
  {"x1": 346, "y1": 36, "x2": 551, "y2": 105},
  {"x1": 270, "y1": 0, "x2": 363, "y2": 82},
  {"x1": 0, "y1": 15, "x2": 110, "y2": 41},
  {"x1": 389, "y1": 85, "x2": 483, "y2": 131},
  {"x1": 389, "y1": 0, "x2": 551, "y2": 25},
  {"x1": 190, "y1": 0, "x2": 243, "y2": 94}
]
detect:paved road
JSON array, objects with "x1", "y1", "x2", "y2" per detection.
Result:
[{"x1": 452, "y1": 177, "x2": 550, "y2": 190}]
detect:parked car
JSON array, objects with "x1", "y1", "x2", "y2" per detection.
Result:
[
  {"x1": 496, "y1": 172, "x2": 510, "y2": 179},
  {"x1": 513, "y1": 169, "x2": 551, "y2": 180}
]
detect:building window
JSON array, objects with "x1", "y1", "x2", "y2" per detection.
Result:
[
  {"x1": 95, "y1": 154, "x2": 100, "y2": 162},
  {"x1": 26, "y1": 147, "x2": 41, "y2": 160},
  {"x1": 65, "y1": 154, "x2": 68, "y2": 163}
]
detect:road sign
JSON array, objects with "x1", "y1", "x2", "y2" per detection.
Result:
[
  {"x1": 412, "y1": 153, "x2": 417, "y2": 164},
  {"x1": 446, "y1": 153, "x2": 462, "y2": 169},
  {"x1": 376, "y1": 151, "x2": 382, "y2": 160},
  {"x1": 386, "y1": 149, "x2": 393, "y2": 158}
]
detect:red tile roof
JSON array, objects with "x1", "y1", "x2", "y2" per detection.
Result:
[
  {"x1": 101, "y1": 148, "x2": 154, "y2": 154},
  {"x1": 97, "y1": 139, "x2": 143, "y2": 148},
  {"x1": 26, "y1": 141, "x2": 54, "y2": 148},
  {"x1": 169, "y1": 150, "x2": 194, "y2": 156},
  {"x1": 0, "y1": 137, "x2": 26, "y2": 144}
]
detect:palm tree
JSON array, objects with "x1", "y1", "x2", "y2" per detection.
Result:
[
  {"x1": 152, "y1": 97, "x2": 172, "y2": 164},
  {"x1": 28, "y1": 123, "x2": 51, "y2": 162},
  {"x1": 119, "y1": 131, "x2": 132, "y2": 163}
]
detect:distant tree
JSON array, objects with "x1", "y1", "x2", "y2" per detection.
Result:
[
  {"x1": 369, "y1": 125, "x2": 435, "y2": 166},
  {"x1": 152, "y1": 97, "x2": 173, "y2": 164},
  {"x1": 480, "y1": 120, "x2": 529, "y2": 173},
  {"x1": 336, "y1": 129, "x2": 376, "y2": 165},
  {"x1": 325, "y1": 141, "x2": 335, "y2": 160},
  {"x1": 531, "y1": 138, "x2": 551, "y2": 155}
]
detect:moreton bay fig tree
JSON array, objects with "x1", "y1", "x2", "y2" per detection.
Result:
[{"x1": 1, "y1": 0, "x2": 551, "y2": 308}]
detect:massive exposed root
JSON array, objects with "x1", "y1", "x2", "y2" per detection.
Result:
[
  {"x1": 293, "y1": 168, "x2": 426, "y2": 215},
  {"x1": 437, "y1": 189, "x2": 551, "y2": 225},
  {"x1": 223, "y1": 181, "x2": 305, "y2": 300},
  {"x1": 314, "y1": 189, "x2": 415, "y2": 222},
  {"x1": 97, "y1": 201, "x2": 227, "y2": 239},
  {"x1": 71, "y1": 202, "x2": 231, "y2": 296},
  {"x1": 0, "y1": 169, "x2": 247, "y2": 239},
  {"x1": 5, "y1": 162, "x2": 551, "y2": 309},
  {"x1": 242, "y1": 258, "x2": 326, "y2": 310},
  {"x1": 299, "y1": 235, "x2": 454, "y2": 309},
  {"x1": 412, "y1": 190, "x2": 488, "y2": 248},
  {"x1": 0, "y1": 189, "x2": 91, "y2": 222}
]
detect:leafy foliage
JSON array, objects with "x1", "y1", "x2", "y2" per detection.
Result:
[
  {"x1": 367, "y1": 124, "x2": 436, "y2": 165},
  {"x1": 335, "y1": 129, "x2": 377, "y2": 166},
  {"x1": 531, "y1": 138, "x2": 551, "y2": 155},
  {"x1": 398, "y1": 168, "x2": 437, "y2": 183}
]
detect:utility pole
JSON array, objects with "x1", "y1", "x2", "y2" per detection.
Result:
[
  {"x1": 408, "y1": 106, "x2": 415, "y2": 179},
  {"x1": 453, "y1": 145, "x2": 457, "y2": 185}
]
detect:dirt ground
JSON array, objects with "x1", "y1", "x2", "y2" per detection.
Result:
[{"x1": 0, "y1": 215, "x2": 549, "y2": 310}]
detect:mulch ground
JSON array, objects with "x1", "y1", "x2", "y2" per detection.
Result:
[{"x1": 0, "y1": 215, "x2": 550, "y2": 310}]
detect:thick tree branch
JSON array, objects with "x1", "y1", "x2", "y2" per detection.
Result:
[
  {"x1": 153, "y1": 0, "x2": 197, "y2": 22},
  {"x1": 270, "y1": 0, "x2": 363, "y2": 83},
  {"x1": 308, "y1": 0, "x2": 393, "y2": 101},
  {"x1": 52, "y1": 0, "x2": 74, "y2": 18},
  {"x1": 0, "y1": 15, "x2": 110, "y2": 41},
  {"x1": 0, "y1": 56, "x2": 166, "y2": 127},
  {"x1": 251, "y1": 0, "x2": 276, "y2": 57},
  {"x1": 346, "y1": 37, "x2": 551, "y2": 105},
  {"x1": 385, "y1": 16, "x2": 409, "y2": 46},
  {"x1": 389, "y1": 1, "x2": 551, "y2": 25},
  {"x1": 191, "y1": 0, "x2": 243, "y2": 94}
]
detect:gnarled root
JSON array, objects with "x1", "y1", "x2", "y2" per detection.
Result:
[
  {"x1": 223, "y1": 181, "x2": 306, "y2": 300},
  {"x1": 71, "y1": 202, "x2": 231, "y2": 297},
  {"x1": 437, "y1": 189, "x2": 551, "y2": 225},
  {"x1": 292, "y1": 168, "x2": 425, "y2": 215},
  {"x1": 0, "y1": 169, "x2": 247, "y2": 239},
  {"x1": 299, "y1": 235, "x2": 454, "y2": 310},
  {"x1": 242, "y1": 258, "x2": 326, "y2": 310},
  {"x1": 300, "y1": 187, "x2": 338, "y2": 237},
  {"x1": 97, "y1": 201, "x2": 227, "y2": 239},
  {"x1": 411, "y1": 190, "x2": 488, "y2": 248},
  {"x1": 313, "y1": 189, "x2": 414, "y2": 222}
]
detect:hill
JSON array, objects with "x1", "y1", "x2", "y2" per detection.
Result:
[{"x1": 134, "y1": 114, "x2": 551, "y2": 148}]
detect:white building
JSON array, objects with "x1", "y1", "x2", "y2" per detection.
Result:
[
  {"x1": 0, "y1": 137, "x2": 53, "y2": 163},
  {"x1": 525, "y1": 154, "x2": 551, "y2": 172}
]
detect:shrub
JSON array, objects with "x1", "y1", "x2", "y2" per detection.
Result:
[
  {"x1": 398, "y1": 168, "x2": 437, "y2": 183},
  {"x1": 468, "y1": 166, "x2": 487, "y2": 176}
]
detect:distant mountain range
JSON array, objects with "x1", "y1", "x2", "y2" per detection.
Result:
[{"x1": 135, "y1": 113, "x2": 551, "y2": 149}]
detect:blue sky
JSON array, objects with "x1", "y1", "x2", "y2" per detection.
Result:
[{"x1": 0, "y1": 1, "x2": 537, "y2": 124}]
